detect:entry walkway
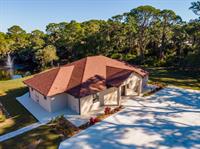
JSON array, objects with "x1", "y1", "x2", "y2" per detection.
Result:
[{"x1": 0, "y1": 122, "x2": 45, "y2": 142}]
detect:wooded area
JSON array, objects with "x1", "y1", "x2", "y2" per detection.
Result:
[{"x1": 0, "y1": 2, "x2": 200, "y2": 70}]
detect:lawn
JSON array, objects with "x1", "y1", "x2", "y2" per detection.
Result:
[
  {"x1": 147, "y1": 67, "x2": 200, "y2": 90},
  {"x1": 0, "y1": 124, "x2": 62, "y2": 149},
  {"x1": 0, "y1": 77, "x2": 37, "y2": 135}
]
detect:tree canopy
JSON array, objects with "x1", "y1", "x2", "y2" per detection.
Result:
[{"x1": 0, "y1": 3, "x2": 200, "y2": 70}]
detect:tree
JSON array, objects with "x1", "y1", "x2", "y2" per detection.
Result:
[
  {"x1": 30, "y1": 30, "x2": 46, "y2": 50},
  {"x1": 190, "y1": 1, "x2": 200, "y2": 17},
  {"x1": 158, "y1": 10, "x2": 182, "y2": 59},
  {"x1": 130, "y1": 6, "x2": 160, "y2": 61},
  {"x1": 34, "y1": 45, "x2": 58, "y2": 68},
  {"x1": 7, "y1": 25, "x2": 29, "y2": 52}
]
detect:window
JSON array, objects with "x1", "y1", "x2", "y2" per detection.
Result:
[
  {"x1": 93, "y1": 94, "x2": 99, "y2": 103},
  {"x1": 44, "y1": 96, "x2": 47, "y2": 100}
]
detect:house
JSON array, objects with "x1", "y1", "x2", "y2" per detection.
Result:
[{"x1": 23, "y1": 55, "x2": 148, "y2": 115}]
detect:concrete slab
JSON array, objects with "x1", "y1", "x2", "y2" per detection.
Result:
[
  {"x1": 17, "y1": 93, "x2": 87, "y2": 126},
  {"x1": 59, "y1": 87, "x2": 200, "y2": 149}
]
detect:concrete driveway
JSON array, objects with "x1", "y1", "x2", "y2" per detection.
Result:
[{"x1": 59, "y1": 86, "x2": 200, "y2": 149}]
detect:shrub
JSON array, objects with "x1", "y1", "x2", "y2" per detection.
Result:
[
  {"x1": 89, "y1": 117, "x2": 100, "y2": 125},
  {"x1": 104, "y1": 107, "x2": 111, "y2": 115}
]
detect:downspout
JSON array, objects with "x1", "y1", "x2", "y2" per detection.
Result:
[{"x1": 79, "y1": 98, "x2": 81, "y2": 115}]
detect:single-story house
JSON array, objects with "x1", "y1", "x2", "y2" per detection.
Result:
[{"x1": 24, "y1": 55, "x2": 148, "y2": 115}]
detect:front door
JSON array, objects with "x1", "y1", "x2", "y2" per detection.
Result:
[{"x1": 121, "y1": 85, "x2": 126, "y2": 96}]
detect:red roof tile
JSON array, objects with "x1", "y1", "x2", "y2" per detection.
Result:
[{"x1": 24, "y1": 55, "x2": 148, "y2": 98}]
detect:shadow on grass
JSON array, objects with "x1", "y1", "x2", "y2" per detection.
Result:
[
  {"x1": 0, "y1": 87, "x2": 37, "y2": 135},
  {"x1": 1, "y1": 124, "x2": 62, "y2": 149},
  {"x1": 148, "y1": 68, "x2": 200, "y2": 90}
]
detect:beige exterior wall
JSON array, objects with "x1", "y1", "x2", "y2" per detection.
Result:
[
  {"x1": 66, "y1": 93, "x2": 80, "y2": 114},
  {"x1": 141, "y1": 75, "x2": 148, "y2": 92},
  {"x1": 120, "y1": 73, "x2": 142, "y2": 95},
  {"x1": 29, "y1": 87, "x2": 51, "y2": 112},
  {"x1": 29, "y1": 87, "x2": 80, "y2": 113},
  {"x1": 80, "y1": 87, "x2": 119, "y2": 115},
  {"x1": 50, "y1": 93, "x2": 68, "y2": 112},
  {"x1": 99, "y1": 87, "x2": 119, "y2": 106},
  {"x1": 80, "y1": 95, "x2": 100, "y2": 115}
]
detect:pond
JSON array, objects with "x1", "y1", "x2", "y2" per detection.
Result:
[{"x1": 0, "y1": 65, "x2": 23, "y2": 80}]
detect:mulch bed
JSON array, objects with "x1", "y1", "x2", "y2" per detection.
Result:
[
  {"x1": 46, "y1": 105, "x2": 124, "y2": 142},
  {"x1": 79, "y1": 106, "x2": 124, "y2": 130}
]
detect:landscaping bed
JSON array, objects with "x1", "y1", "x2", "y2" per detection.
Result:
[{"x1": 79, "y1": 106, "x2": 124, "y2": 130}]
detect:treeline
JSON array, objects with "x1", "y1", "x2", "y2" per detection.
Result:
[{"x1": 0, "y1": 2, "x2": 200, "y2": 70}]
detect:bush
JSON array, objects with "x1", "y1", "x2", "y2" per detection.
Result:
[
  {"x1": 89, "y1": 117, "x2": 100, "y2": 125},
  {"x1": 111, "y1": 53, "x2": 123, "y2": 60},
  {"x1": 104, "y1": 107, "x2": 111, "y2": 115}
]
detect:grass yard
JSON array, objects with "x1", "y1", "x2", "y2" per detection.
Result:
[
  {"x1": 0, "y1": 124, "x2": 62, "y2": 149},
  {"x1": 147, "y1": 67, "x2": 200, "y2": 90},
  {"x1": 0, "y1": 77, "x2": 37, "y2": 135}
]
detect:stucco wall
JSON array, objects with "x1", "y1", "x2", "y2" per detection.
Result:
[
  {"x1": 80, "y1": 95, "x2": 99, "y2": 115},
  {"x1": 80, "y1": 87, "x2": 119, "y2": 115},
  {"x1": 50, "y1": 93, "x2": 68, "y2": 112},
  {"x1": 100, "y1": 87, "x2": 118, "y2": 105},
  {"x1": 120, "y1": 73, "x2": 142, "y2": 95},
  {"x1": 141, "y1": 75, "x2": 148, "y2": 92},
  {"x1": 66, "y1": 94, "x2": 80, "y2": 114},
  {"x1": 29, "y1": 87, "x2": 79, "y2": 113},
  {"x1": 29, "y1": 87, "x2": 51, "y2": 112}
]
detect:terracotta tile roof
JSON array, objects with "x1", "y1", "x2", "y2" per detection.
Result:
[{"x1": 24, "y1": 55, "x2": 148, "y2": 98}]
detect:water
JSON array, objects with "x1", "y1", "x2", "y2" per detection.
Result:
[
  {"x1": 0, "y1": 66, "x2": 22, "y2": 80},
  {"x1": 6, "y1": 54, "x2": 13, "y2": 68},
  {"x1": 0, "y1": 54, "x2": 22, "y2": 80}
]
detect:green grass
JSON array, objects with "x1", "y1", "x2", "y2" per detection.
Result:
[
  {"x1": 0, "y1": 124, "x2": 62, "y2": 149},
  {"x1": 0, "y1": 77, "x2": 37, "y2": 135},
  {"x1": 147, "y1": 67, "x2": 200, "y2": 90}
]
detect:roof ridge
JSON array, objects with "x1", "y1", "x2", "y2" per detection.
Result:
[
  {"x1": 75, "y1": 57, "x2": 88, "y2": 96},
  {"x1": 77, "y1": 57, "x2": 88, "y2": 97},
  {"x1": 65, "y1": 57, "x2": 88, "y2": 97},
  {"x1": 80, "y1": 57, "x2": 88, "y2": 83},
  {"x1": 46, "y1": 67, "x2": 62, "y2": 96}
]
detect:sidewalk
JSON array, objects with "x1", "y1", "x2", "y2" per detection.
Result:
[{"x1": 0, "y1": 122, "x2": 46, "y2": 142}]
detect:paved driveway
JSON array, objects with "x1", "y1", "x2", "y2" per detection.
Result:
[{"x1": 59, "y1": 87, "x2": 200, "y2": 149}]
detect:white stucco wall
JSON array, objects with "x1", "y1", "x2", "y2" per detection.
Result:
[
  {"x1": 142, "y1": 75, "x2": 148, "y2": 92},
  {"x1": 80, "y1": 95, "x2": 99, "y2": 115},
  {"x1": 29, "y1": 87, "x2": 51, "y2": 112},
  {"x1": 80, "y1": 87, "x2": 119, "y2": 115},
  {"x1": 100, "y1": 87, "x2": 118, "y2": 105},
  {"x1": 66, "y1": 94, "x2": 80, "y2": 114},
  {"x1": 120, "y1": 73, "x2": 142, "y2": 95},
  {"x1": 50, "y1": 93, "x2": 68, "y2": 112},
  {"x1": 29, "y1": 87, "x2": 80, "y2": 113}
]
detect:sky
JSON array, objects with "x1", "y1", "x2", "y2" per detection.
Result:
[{"x1": 0, "y1": 0, "x2": 197, "y2": 33}]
